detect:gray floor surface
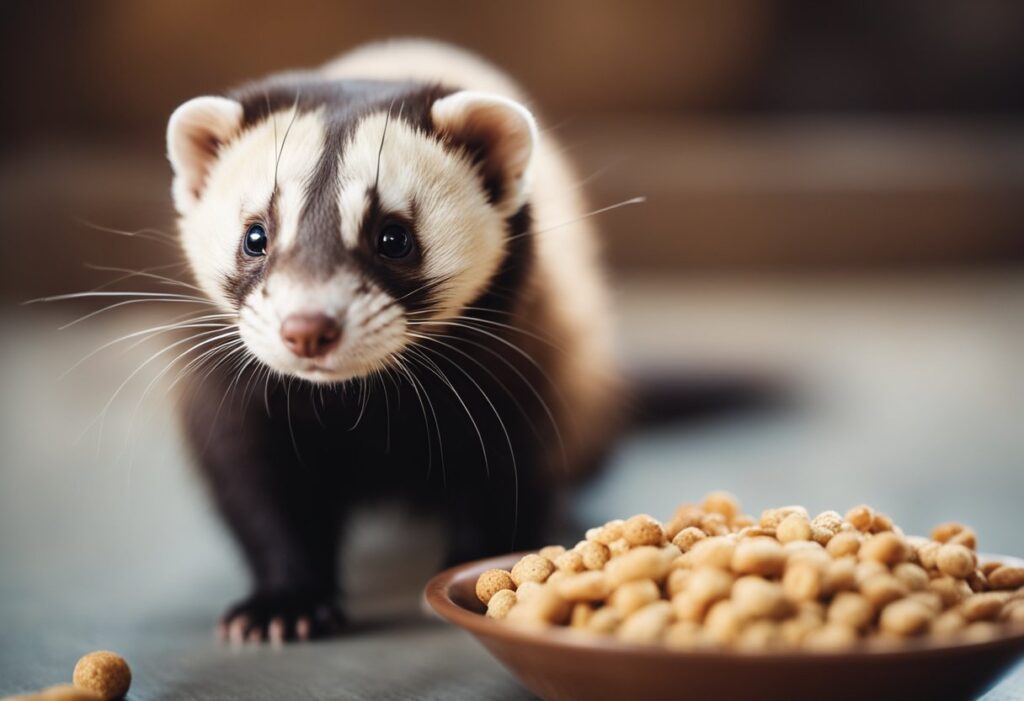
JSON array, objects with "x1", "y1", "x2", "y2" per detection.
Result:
[{"x1": 2, "y1": 274, "x2": 1023, "y2": 699}]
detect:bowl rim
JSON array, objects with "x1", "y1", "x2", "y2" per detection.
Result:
[{"x1": 426, "y1": 551, "x2": 1024, "y2": 663}]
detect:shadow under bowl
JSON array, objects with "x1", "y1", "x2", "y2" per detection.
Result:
[{"x1": 426, "y1": 553, "x2": 1024, "y2": 701}]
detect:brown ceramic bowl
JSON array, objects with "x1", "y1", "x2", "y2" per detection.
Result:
[{"x1": 426, "y1": 553, "x2": 1024, "y2": 701}]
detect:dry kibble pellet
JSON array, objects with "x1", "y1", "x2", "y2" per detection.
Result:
[
  {"x1": 486, "y1": 589, "x2": 517, "y2": 619},
  {"x1": 72, "y1": 651, "x2": 131, "y2": 701},
  {"x1": 672, "y1": 526, "x2": 707, "y2": 552},
  {"x1": 880, "y1": 599, "x2": 933, "y2": 636},
  {"x1": 623, "y1": 514, "x2": 665, "y2": 546},
  {"x1": 859, "y1": 532, "x2": 908, "y2": 565},
  {"x1": 617, "y1": 600, "x2": 674, "y2": 644},
  {"x1": 609, "y1": 578, "x2": 660, "y2": 616},
  {"x1": 702, "y1": 491, "x2": 740, "y2": 520},
  {"x1": 577, "y1": 541, "x2": 611, "y2": 570},
  {"x1": 732, "y1": 538, "x2": 787, "y2": 577},
  {"x1": 510, "y1": 554, "x2": 555, "y2": 586},
  {"x1": 478, "y1": 494, "x2": 1021, "y2": 652},
  {"x1": 989, "y1": 566, "x2": 1024, "y2": 590},
  {"x1": 776, "y1": 513, "x2": 813, "y2": 543},
  {"x1": 828, "y1": 592, "x2": 874, "y2": 631},
  {"x1": 476, "y1": 568, "x2": 516, "y2": 605},
  {"x1": 936, "y1": 543, "x2": 976, "y2": 579},
  {"x1": 557, "y1": 571, "x2": 611, "y2": 602}
]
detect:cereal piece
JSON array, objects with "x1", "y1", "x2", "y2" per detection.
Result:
[
  {"x1": 931, "y1": 609, "x2": 967, "y2": 636},
  {"x1": 962, "y1": 621, "x2": 1001, "y2": 642},
  {"x1": 828, "y1": 592, "x2": 874, "y2": 631},
  {"x1": 515, "y1": 580, "x2": 543, "y2": 601},
  {"x1": 570, "y1": 602, "x2": 594, "y2": 628},
  {"x1": 538, "y1": 545, "x2": 566, "y2": 562},
  {"x1": 586, "y1": 605, "x2": 623, "y2": 634},
  {"x1": 486, "y1": 589, "x2": 517, "y2": 619},
  {"x1": 736, "y1": 620, "x2": 782, "y2": 651},
  {"x1": 704, "y1": 600, "x2": 743, "y2": 644},
  {"x1": 732, "y1": 576, "x2": 790, "y2": 620},
  {"x1": 858, "y1": 532, "x2": 908, "y2": 565},
  {"x1": 738, "y1": 526, "x2": 776, "y2": 539},
  {"x1": 854, "y1": 559, "x2": 888, "y2": 587},
  {"x1": 980, "y1": 560, "x2": 1003, "y2": 577},
  {"x1": 506, "y1": 585, "x2": 570, "y2": 626},
  {"x1": 732, "y1": 514, "x2": 755, "y2": 529},
  {"x1": 665, "y1": 620, "x2": 712, "y2": 650},
  {"x1": 870, "y1": 512, "x2": 894, "y2": 533},
  {"x1": 672, "y1": 526, "x2": 707, "y2": 552},
  {"x1": 826, "y1": 531, "x2": 861, "y2": 558},
  {"x1": 72, "y1": 651, "x2": 131, "y2": 701},
  {"x1": 812, "y1": 510, "x2": 844, "y2": 535},
  {"x1": 546, "y1": 570, "x2": 568, "y2": 586},
  {"x1": 688, "y1": 536, "x2": 736, "y2": 569},
  {"x1": 666, "y1": 568, "x2": 691, "y2": 597},
  {"x1": 623, "y1": 514, "x2": 665, "y2": 546},
  {"x1": 686, "y1": 567, "x2": 734, "y2": 606},
  {"x1": 776, "y1": 513, "x2": 813, "y2": 543},
  {"x1": 476, "y1": 568, "x2": 515, "y2": 605},
  {"x1": 949, "y1": 528, "x2": 977, "y2": 550},
  {"x1": 892, "y1": 563, "x2": 929, "y2": 592},
  {"x1": 931, "y1": 522, "x2": 965, "y2": 543},
  {"x1": 906, "y1": 591, "x2": 943, "y2": 613},
  {"x1": 989, "y1": 566, "x2": 1024, "y2": 590},
  {"x1": 665, "y1": 505, "x2": 704, "y2": 539},
  {"x1": 916, "y1": 541, "x2": 940, "y2": 571},
  {"x1": 928, "y1": 576, "x2": 972, "y2": 607},
  {"x1": 760, "y1": 505, "x2": 808, "y2": 530},
  {"x1": 617, "y1": 600, "x2": 674, "y2": 644},
  {"x1": 821, "y1": 557, "x2": 857, "y2": 595},
  {"x1": 779, "y1": 617, "x2": 820, "y2": 648},
  {"x1": 511, "y1": 554, "x2": 555, "y2": 586},
  {"x1": 609, "y1": 578, "x2": 660, "y2": 616},
  {"x1": 967, "y1": 568, "x2": 989, "y2": 593},
  {"x1": 605, "y1": 546, "x2": 671, "y2": 587},
  {"x1": 860, "y1": 573, "x2": 909, "y2": 608},
  {"x1": 803, "y1": 623, "x2": 858, "y2": 651},
  {"x1": 786, "y1": 545, "x2": 831, "y2": 572},
  {"x1": 556, "y1": 571, "x2": 611, "y2": 602},
  {"x1": 590, "y1": 519, "x2": 625, "y2": 545},
  {"x1": 699, "y1": 513, "x2": 730, "y2": 536},
  {"x1": 879, "y1": 599, "x2": 933, "y2": 636},
  {"x1": 607, "y1": 538, "x2": 631, "y2": 558},
  {"x1": 845, "y1": 505, "x2": 874, "y2": 532},
  {"x1": 554, "y1": 549, "x2": 585, "y2": 573},
  {"x1": 731, "y1": 538, "x2": 786, "y2": 577},
  {"x1": 783, "y1": 561, "x2": 822, "y2": 602},
  {"x1": 702, "y1": 491, "x2": 740, "y2": 521},
  {"x1": 935, "y1": 544, "x2": 976, "y2": 579},
  {"x1": 1001, "y1": 600, "x2": 1024, "y2": 626},
  {"x1": 577, "y1": 541, "x2": 611, "y2": 570},
  {"x1": 961, "y1": 592, "x2": 1011, "y2": 622}
]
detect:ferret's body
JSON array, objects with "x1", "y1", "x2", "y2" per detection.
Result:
[{"x1": 169, "y1": 40, "x2": 618, "y2": 641}]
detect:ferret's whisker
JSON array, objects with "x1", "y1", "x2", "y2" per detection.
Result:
[{"x1": 507, "y1": 196, "x2": 646, "y2": 241}]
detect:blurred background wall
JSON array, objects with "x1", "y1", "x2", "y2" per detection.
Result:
[{"x1": 2, "y1": 0, "x2": 1023, "y2": 301}]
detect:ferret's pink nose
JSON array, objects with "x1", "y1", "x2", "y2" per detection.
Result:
[{"x1": 280, "y1": 313, "x2": 341, "y2": 358}]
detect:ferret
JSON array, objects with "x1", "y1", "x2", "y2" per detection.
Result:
[{"x1": 166, "y1": 39, "x2": 619, "y2": 642}]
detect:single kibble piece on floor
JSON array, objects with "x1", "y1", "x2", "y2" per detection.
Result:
[
  {"x1": 72, "y1": 651, "x2": 131, "y2": 701},
  {"x1": 476, "y1": 568, "x2": 516, "y2": 604}
]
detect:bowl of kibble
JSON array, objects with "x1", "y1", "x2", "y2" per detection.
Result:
[{"x1": 426, "y1": 493, "x2": 1024, "y2": 701}]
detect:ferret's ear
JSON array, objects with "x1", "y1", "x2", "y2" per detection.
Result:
[
  {"x1": 431, "y1": 91, "x2": 538, "y2": 215},
  {"x1": 167, "y1": 96, "x2": 244, "y2": 214}
]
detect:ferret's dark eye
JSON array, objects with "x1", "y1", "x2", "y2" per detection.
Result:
[
  {"x1": 377, "y1": 224, "x2": 413, "y2": 260},
  {"x1": 243, "y1": 223, "x2": 268, "y2": 257}
]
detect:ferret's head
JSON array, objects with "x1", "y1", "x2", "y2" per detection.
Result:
[{"x1": 166, "y1": 78, "x2": 537, "y2": 383}]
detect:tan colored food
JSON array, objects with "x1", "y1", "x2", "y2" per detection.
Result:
[
  {"x1": 476, "y1": 493, "x2": 1024, "y2": 650},
  {"x1": 476, "y1": 568, "x2": 516, "y2": 605},
  {"x1": 72, "y1": 651, "x2": 131, "y2": 701}
]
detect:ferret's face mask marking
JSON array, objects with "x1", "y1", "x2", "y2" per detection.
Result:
[{"x1": 167, "y1": 88, "x2": 537, "y2": 384}]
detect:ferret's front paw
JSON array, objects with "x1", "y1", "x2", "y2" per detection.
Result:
[{"x1": 217, "y1": 591, "x2": 345, "y2": 644}]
